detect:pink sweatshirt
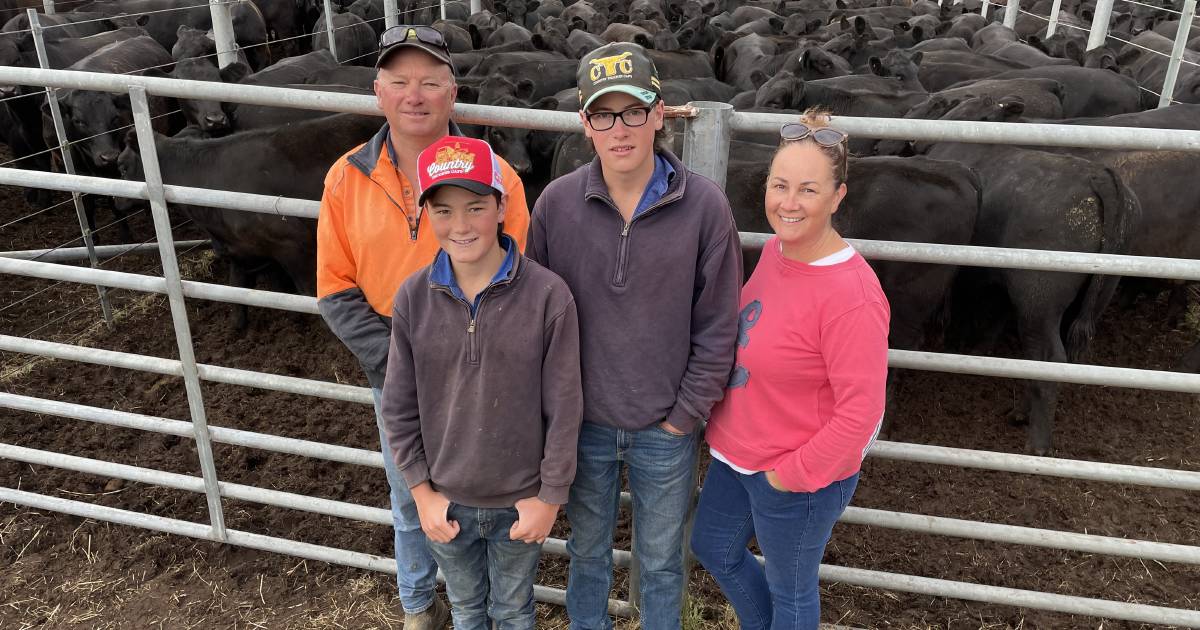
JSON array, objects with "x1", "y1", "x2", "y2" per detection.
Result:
[{"x1": 705, "y1": 237, "x2": 890, "y2": 493}]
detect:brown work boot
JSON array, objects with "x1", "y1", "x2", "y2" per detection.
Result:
[{"x1": 404, "y1": 596, "x2": 449, "y2": 629}]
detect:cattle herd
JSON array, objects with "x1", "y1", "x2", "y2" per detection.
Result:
[{"x1": 1, "y1": 0, "x2": 1199, "y2": 455}]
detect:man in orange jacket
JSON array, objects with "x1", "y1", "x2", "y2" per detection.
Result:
[{"x1": 316, "y1": 25, "x2": 530, "y2": 630}]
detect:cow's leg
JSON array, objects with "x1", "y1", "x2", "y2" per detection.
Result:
[
  {"x1": 1177, "y1": 340, "x2": 1200, "y2": 372},
  {"x1": 228, "y1": 262, "x2": 254, "y2": 331},
  {"x1": 1165, "y1": 281, "x2": 1191, "y2": 329},
  {"x1": 1010, "y1": 273, "x2": 1075, "y2": 456}
]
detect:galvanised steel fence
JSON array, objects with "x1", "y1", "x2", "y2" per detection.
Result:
[{"x1": 2, "y1": 64, "x2": 1200, "y2": 625}]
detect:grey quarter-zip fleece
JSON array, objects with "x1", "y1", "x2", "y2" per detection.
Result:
[
  {"x1": 526, "y1": 150, "x2": 742, "y2": 434},
  {"x1": 380, "y1": 250, "x2": 583, "y2": 507}
]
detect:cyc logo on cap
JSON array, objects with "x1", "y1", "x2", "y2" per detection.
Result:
[
  {"x1": 427, "y1": 144, "x2": 476, "y2": 178},
  {"x1": 589, "y1": 52, "x2": 634, "y2": 82}
]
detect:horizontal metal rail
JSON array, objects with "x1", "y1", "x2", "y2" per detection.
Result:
[
  {"x1": 731, "y1": 109, "x2": 1200, "y2": 152},
  {"x1": 1, "y1": 66, "x2": 1200, "y2": 149},
  {"x1": 0, "y1": 488, "x2": 635, "y2": 618},
  {"x1": 4, "y1": 437, "x2": 1197, "y2": 567},
  {"x1": 0, "y1": 240, "x2": 209, "y2": 262},
  {"x1": 10, "y1": 167, "x2": 1200, "y2": 283},
  {"x1": 2, "y1": 486, "x2": 1194, "y2": 626},
  {"x1": 0, "y1": 443, "x2": 631, "y2": 568}
]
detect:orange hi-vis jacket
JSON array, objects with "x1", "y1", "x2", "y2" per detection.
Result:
[{"x1": 316, "y1": 122, "x2": 530, "y2": 387}]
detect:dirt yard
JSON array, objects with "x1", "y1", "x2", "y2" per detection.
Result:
[{"x1": 1, "y1": 173, "x2": 1199, "y2": 629}]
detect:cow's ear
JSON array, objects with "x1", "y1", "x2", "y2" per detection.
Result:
[
  {"x1": 177, "y1": 24, "x2": 191, "y2": 37},
  {"x1": 836, "y1": 0, "x2": 847, "y2": 8},
  {"x1": 1064, "y1": 38, "x2": 1083, "y2": 64},
  {"x1": 633, "y1": 32, "x2": 652, "y2": 49},
  {"x1": 909, "y1": 51, "x2": 923, "y2": 66},
  {"x1": 1080, "y1": 8, "x2": 1094, "y2": 20},
  {"x1": 531, "y1": 95, "x2": 559, "y2": 109},
  {"x1": 912, "y1": 25, "x2": 925, "y2": 42},
  {"x1": 997, "y1": 96, "x2": 1025, "y2": 117},
  {"x1": 750, "y1": 68, "x2": 769, "y2": 89},
  {"x1": 1027, "y1": 34, "x2": 1045, "y2": 51},
  {"x1": 892, "y1": 21, "x2": 910, "y2": 36},
  {"x1": 839, "y1": 15, "x2": 850, "y2": 31},
  {"x1": 677, "y1": 27, "x2": 694, "y2": 43},
  {"x1": 799, "y1": 47, "x2": 813, "y2": 69},
  {"x1": 531, "y1": 32, "x2": 547, "y2": 49},
  {"x1": 514, "y1": 78, "x2": 535, "y2": 101},
  {"x1": 868, "y1": 56, "x2": 885, "y2": 75},
  {"x1": 806, "y1": 18, "x2": 822, "y2": 33},
  {"x1": 458, "y1": 83, "x2": 479, "y2": 103},
  {"x1": 768, "y1": 16, "x2": 783, "y2": 33},
  {"x1": 468, "y1": 24, "x2": 483, "y2": 49},
  {"x1": 854, "y1": 16, "x2": 867, "y2": 34},
  {"x1": 219, "y1": 62, "x2": 250, "y2": 84},
  {"x1": 135, "y1": 13, "x2": 150, "y2": 26}
]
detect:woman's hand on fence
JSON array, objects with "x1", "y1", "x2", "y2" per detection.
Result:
[
  {"x1": 510, "y1": 497, "x2": 558, "y2": 544},
  {"x1": 411, "y1": 482, "x2": 460, "y2": 543}
]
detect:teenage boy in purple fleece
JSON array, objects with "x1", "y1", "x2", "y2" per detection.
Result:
[
  {"x1": 381, "y1": 135, "x2": 583, "y2": 630},
  {"x1": 526, "y1": 42, "x2": 742, "y2": 630}
]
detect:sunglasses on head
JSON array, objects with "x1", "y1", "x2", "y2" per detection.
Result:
[
  {"x1": 780, "y1": 122, "x2": 847, "y2": 146},
  {"x1": 380, "y1": 25, "x2": 449, "y2": 52}
]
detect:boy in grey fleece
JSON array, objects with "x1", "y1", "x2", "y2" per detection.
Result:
[
  {"x1": 526, "y1": 43, "x2": 742, "y2": 630},
  {"x1": 381, "y1": 135, "x2": 582, "y2": 630}
]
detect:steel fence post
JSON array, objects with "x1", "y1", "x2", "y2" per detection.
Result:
[
  {"x1": 41, "y1": 0, "x2": 54, "y2": 14},
  {"x1": 1087, "y1": 0, "x2": 1116, "y2": 50},
  {"x1": 209, "y1": 0, "x2": 239, "y2": 69},
  {"x1": 384, "y1": 0, "x2": 398, "y2": 28},
  {"x1": 26, "y1": 9, "x2": 113, "y2": 326},
  {"x1": 470, "y1": 0, "x2": 481, "y2": 16},
  {"x1": 1046, "y1": 0, "x2": 1064, "y2": 36},
  {"x1": 1004, "y1": 0, "x2": 1019, "y2": 28},
  {"x1": 441, "y1": 0, "x2": 447, "y2": 21},
  {"x1": 1158, "y1": 0, "x2": 1198, "y2": 107},
  {"x1": 128, "y1": 86, "x2": 228, "y2": 542},
  {"x1": 982, "y1": 0, "x2": 991, "y2": 20},
  {"x1": 682, "y1": 101, "x2": 732, "y2": 189},
  {"x1": 323, "y1": 0, "x2": 340, "y2": 63}
]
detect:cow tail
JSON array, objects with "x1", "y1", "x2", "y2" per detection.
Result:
[{"x1": 1066, "y1": 166, "x2": 1137, "y2": 361}]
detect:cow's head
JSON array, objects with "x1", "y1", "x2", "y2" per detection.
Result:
[{"x1": 51, "y1": 90, "x2": 132, "y2": 171}]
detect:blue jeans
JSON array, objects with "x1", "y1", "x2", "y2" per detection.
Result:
[
  {"x1": 565, "y1": 421, "x2": 699, "y2": 630},
  {"x1": 690, "y1": 459, "x2": 858, "y2": 630},
  {"x1": 371, "y1": 388, "x2": 439, "y2": 614},
  {"x1": 426, "y1": 504, "x2": 543, "y2": 630}
]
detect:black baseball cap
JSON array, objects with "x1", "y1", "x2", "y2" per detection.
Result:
[
  {"x1": 577, "y1": 42, "x2": 661, "y2": 110},
  {"x1": 376, "y1": 25, "x2": 454, "y2": 70}
]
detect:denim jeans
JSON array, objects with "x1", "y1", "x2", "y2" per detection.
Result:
[
  {"x1": 426, "y1": 504, "x2": 543, "y2": 630},
  {"x1": 371, "y1": 387, "x2": 439, "y2": 614},
  {"x1": 565, "y1": 421, "x2": 699, "y2": 630},
  {"x1": 690, "y1": 459, "x2": 858, "y2": 630}
]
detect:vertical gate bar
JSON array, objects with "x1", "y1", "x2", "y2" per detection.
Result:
[
  {"x1": 323, "y1": 0, "x2": 340, "y2": 63},
  {"x1": 41, "y1": 0, "x2": 54, "y2": 15},
  {"x1": 128, "y1": 86, "x2": 228, "y2": 542},
  {"x1": 1087, "y1": 0, "x2": 1116, "y2": 50},
  {"x1": 682, "y1": 101, "x2": 733, "y2": 189},
  {"x1": 470, "y1": 0, "x2": 481, "y2": 16},
  {"x1": 1004, "y1": 0, "x2": 1020, "y2": 28},
  {"x1": 384, "y1": 0, "x2": 398, "y2": 28},
  {"x1": 982, "y1": 0, "x2": 991, "y2": 20},
  {"x1": 1158, "y1": 0, "x2": 1198, "y2": 107},
  {"x1": 441, "y1": 0, "x2": 447, "y2": 22},
  {"x1": 1046, "y1": 0, "x2": 1064, "y2": 36},
  {"x1": 27, "y1": 9, "x2": 113, "y2": 326},
  {"x1": 209, "y1": 0, "x2": 239, "y2": 69}
]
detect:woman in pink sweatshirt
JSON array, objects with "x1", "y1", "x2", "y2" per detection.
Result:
[{"x1": 691, "y1": 111, "x2": 890, "y2": 630}]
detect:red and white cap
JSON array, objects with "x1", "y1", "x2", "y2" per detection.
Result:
[{"x1": 416, "y1": 136, "x2": 506, "y2": 206}]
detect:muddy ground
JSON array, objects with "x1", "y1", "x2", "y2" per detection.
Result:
[{"x1": 1, "y1": 170, "x2": 1198, "y2": 630}]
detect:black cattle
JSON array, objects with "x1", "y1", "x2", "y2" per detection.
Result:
[
  {"x1": 172, "y1": 25, "x2": 251, "y2": 68},
  {"x1": 907, "y1": 96, "x2": 1140, "y2": 454},
  {"x1": 241, "y1": 49, "x2": 339, "y2": 86},
  {"x1": 312, "y1": 10, "x2": 377, "y2": 66},
  {"x1": 1120, "y1": 31, "x2": 1200, "y2": 104},
  {"x1": 988, "y1": 66, "x2": 1142, "y2": 117},
  {"x1": 347, "y1": 0, "x2": 385, "y2": 37},
  {"x1": 148, "y1": 59, "x2": 252, "y2": 136},
  {"x1": 908, "y1": 49, "x2": 1029, "y2": 91},
  {"x1": 46, "y1": 36, "x2": 178, "y2": 240},
  {"x1": 467, "y1": 55, "x2": 576, "y2": 98},
  {"x1": 114, "y1": 113, "x2": 382, "y2": 326},
  {"x1": 229, "y1": 84, "x2": 372, "y2": 131},
  {"x1": 86, "y1": 0, "x2": 267, "y2": 55},
  {"x1": 660, "y1": 77, "x2": 740, "y2": 103}
]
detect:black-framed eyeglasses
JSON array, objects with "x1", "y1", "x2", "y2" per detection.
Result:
[
  {"x1": 780, "y1": 122, "x2": 847, "y2": 146},
  {"x1": 585, "y1": 106, "x2": 653, "y2": 131},
  {"x1": 380, "y1": 25, "x2": 449, "y2": 52}
]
